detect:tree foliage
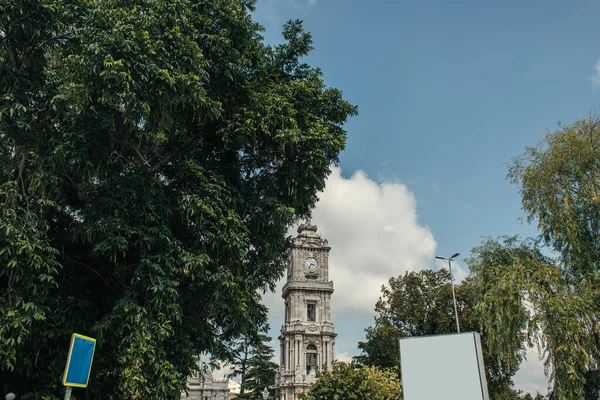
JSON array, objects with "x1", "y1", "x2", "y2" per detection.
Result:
[
  {"x1": 519, "y1": 393, "x2": 545, "y2": 400},
  {"x1": 299, "y1": 361, "x2": 401, "y2": 400},
  {"x1": 466, "y1": 117, "x2": 600, "y2": 400},
  {"x1": 0, "y1": 0, "x2": 356, "y2": 397},
  {"x1": 468, "y1": 237, "x2": 600, "y2": 400},
  {"x1": 509, "y1": 117, "x2": 600, "y2": 280},
  {"x1": 356, "y1": 269, "x2": 526, "y2": 400},
  {"x1": 226, "y1": 333, "x2": 277, "y2": 399},
  {"x1": 243, "y1": 335, "x2": 278, "y2": 399}
]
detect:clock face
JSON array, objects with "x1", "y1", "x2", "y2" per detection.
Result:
[{"x1": 304, "y1": 257, "x2": 318, "y2": 272}]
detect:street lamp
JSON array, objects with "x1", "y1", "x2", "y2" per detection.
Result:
[
  {"x1": 435, "y1": 252, "x2": 461, "y2": 333},
  {"x1": 5, "y1": 393, "x2": 16, "y2": 400}
]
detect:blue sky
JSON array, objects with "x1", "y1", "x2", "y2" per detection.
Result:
[
  {"x1": 249, "y1": 0, "x2": 600, "y2": 395},
  {"x1": 253, "y1": 0, "x2": 600, "y2": 257}
]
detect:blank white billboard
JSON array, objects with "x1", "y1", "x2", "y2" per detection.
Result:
[{"x1": 399, "y1": 332, "x2": 489, "y2": 400}]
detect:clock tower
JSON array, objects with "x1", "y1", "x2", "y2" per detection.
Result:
[{"x1": 274, "y1": 223, "x2": 336, "y2": 400}]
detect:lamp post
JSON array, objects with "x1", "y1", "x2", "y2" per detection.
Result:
[{"x1": 435, "y1": 252, "x2": 461, "y2": 333}]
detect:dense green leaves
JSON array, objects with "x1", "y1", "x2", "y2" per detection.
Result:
[
  {"x1": 464, "y1": 117, "x2": 600, "y2": 399},
  {"x1": 0, "y1": 0, "x2": 356, "y2": 397},
  {"x1": 0, "y1": 182, "x2": 62, "y2": 371},
  {"x1": 356, "y1": 269, "x2": 526, "y2": 400},
  {"x1": 226, "y1": 333, "x2": 277, "y2": 399},
  {"x1": 232, "y1": 333, "x2": 278, "y2": 399},
  {"x1": 468, "y1": 237, "x2": 600, "y2": 400},
  {"x1": 299, "y1": 361, "x2": 401, "y2": 400},
  {"x1": 509, "y1": 117, "x2": 600, "y2": 279},
  {"x1": 520, "y1": 393, "x2": 545, "y2": 400}
]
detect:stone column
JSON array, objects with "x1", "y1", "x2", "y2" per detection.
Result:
[
  {"x1": 319, "y1": 294, "x2": 324, "y2": 323},
  {"x1": 321, "y1": 339, "x2": 326, "y2": 369},
  {"x1": 285, "y1": 339, "x2": 290, "y2": 370},
  {"x1": 291, "y1": 337, "x2": 295, "y2": 370}
]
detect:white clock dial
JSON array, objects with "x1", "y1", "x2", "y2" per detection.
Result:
[{"x1": 304, "y1": 257, "x2": 318, "y2": 272}]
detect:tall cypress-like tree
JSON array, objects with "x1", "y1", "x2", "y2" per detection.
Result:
[
  {"x1": 244, "y1": 335, "x2": 278, "y2": 399},
  {"x1": 226, "y1": 332, "x2": 276, "y2": 399},
  {"x1": 0, "y1": 0, "x2": 357, "y2": 397}
]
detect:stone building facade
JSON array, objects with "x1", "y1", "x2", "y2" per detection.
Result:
[
  {"x1": 274, "y1": 223, "x2": 336, "y2": 400},
  {"x1": 182, "y1": 370, "x2": 230, "y2": 400}
]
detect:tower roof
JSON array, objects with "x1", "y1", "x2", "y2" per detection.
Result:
[{"x1": 297, "y1": 222, "x2": 319, "y2": 237}]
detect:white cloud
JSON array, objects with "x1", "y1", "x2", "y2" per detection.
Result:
[
  {"x1": 263, "y1": 165, "x2": 437, "y2": 356},
  {"x1": 334, "y1": 351, "x2": 352, "y2": 363},
  {"x1": 211, "y1": 368, "x2": 229, "y2": 380},
  {"x1": 263, "y1": 166, "x2": 437, "y2": 369},
  {"x1": 511, "y1": 303, "x2": 550, "y2": 396},
  {"x1": 591, "y1": 60, "x2": 600, "y2": 86},
  {"x1": 513, "y1": 346, "x2": 549, "y2": 396},
  {"x1": 434, "y1": 258, "x2": 469, "y2": 283},
  {"x1": 306, "y1": 166, "x2": 437, "y2": 315},
  {"x1": 261, "y1": 166, "x2": 547, "y2": 395}
]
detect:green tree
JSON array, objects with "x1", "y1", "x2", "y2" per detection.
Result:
[
  {"x1": 299, "y1": 361, "x2": 401, "y2": 400},
  {"x1": 356, "y1": 269, "x2": 526, "y2": 400},
  {"x1": 518, "y1": 393, "x2": 545, "y2": 400},
  {"x1": 243, "y1": 335, "x2": 278, "y2": 399},
  {"x1": 0, "y1": 0, "x2": 357, "y2": 397},
  {"x1": 465, "y1": 117, "x2": 600, "y2": 399},
  {"x1": 509, "y1": 117, "x2": 600, "y2": 280},
  {"x1": 354, "y1": 320, "x2": 399, "y2": 369},
  {"x1": 227, "y1": 334, "x2": 255, "y2": 399},
  {"x1": 468, "y1": 237, "x2": 600, "y2": 400},
  {"x1": 356, "y1": 269, "x2": 463, "y2": 368},
  {"x1": 227, "y1": 333, "x2": 277, "y2": 399}
]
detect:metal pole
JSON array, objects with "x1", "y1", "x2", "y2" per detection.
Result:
[
  {"x1": 447, "y1": 259, "x2": 460, "y2": 333},
  {"x1": 63, "y1": 387, "x2": 72, "y2": 400}
]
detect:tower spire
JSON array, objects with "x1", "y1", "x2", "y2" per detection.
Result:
[{"x1": 297, "y1": 221, "x2": 318, "y2": 234}]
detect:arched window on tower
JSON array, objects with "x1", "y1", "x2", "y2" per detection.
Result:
[{"x1": 306, "y1": 344, "x2": 318, "y2": 374}]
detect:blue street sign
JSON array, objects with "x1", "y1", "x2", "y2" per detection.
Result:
[{"x1": 62, "y1": 333, "x2": 96, "y2": 388}]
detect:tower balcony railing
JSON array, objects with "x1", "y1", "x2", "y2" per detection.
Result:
[{"x1": 282, "y1": 279, "x2": 334, "y2": 296}]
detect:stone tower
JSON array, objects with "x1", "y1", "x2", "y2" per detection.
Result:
[{"x1": 274, "y1": 223, "x2": 336, "y2": 400}]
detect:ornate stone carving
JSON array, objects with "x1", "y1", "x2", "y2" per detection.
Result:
[
  {"x1": 304, "y1": 240, "x2": 322, "y2": 248},
  {"x1": 297, "y1": 222, "x2": 318, "y2": 233}
]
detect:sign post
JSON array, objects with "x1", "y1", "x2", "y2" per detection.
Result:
[{"x1": 62, "y1": 333, "x2": 97, "y2": 400}]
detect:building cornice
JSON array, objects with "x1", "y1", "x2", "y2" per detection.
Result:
[{"x1": 282, "y1": 280, "x2": 334, "y2": 298}]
